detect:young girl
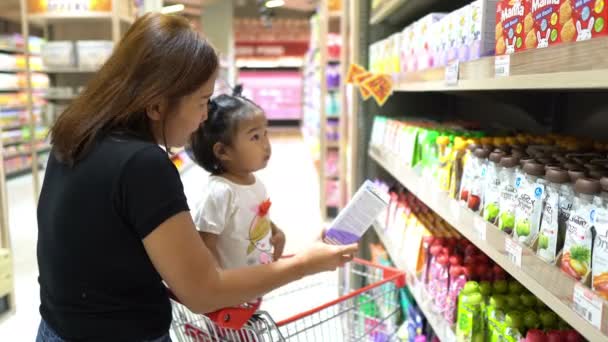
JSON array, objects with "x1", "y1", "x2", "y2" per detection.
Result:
[{"x1": 189, "y1": 93, "x2": 286, "y2": 270}]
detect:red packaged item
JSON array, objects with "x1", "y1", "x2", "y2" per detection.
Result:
[
  {"x1": 496, "y1": 0, "x2": 529, "y2": 55},
  {"x1": 570, "y1": 0, "x2": 608, "y2": 42},
  {"x1": 445, "y1": 265, "x2": 469, "y2": 324},
  {"x1": 525, "y1": 0, "x2": 564, "y2": 49}
]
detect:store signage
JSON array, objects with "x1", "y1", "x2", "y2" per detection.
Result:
[
  {"x1": 28, "y1": 0, "x2": 112, "y2": 13},
  {"x1": 235, "y1": 41, "x2": 308, "y2": 58}
]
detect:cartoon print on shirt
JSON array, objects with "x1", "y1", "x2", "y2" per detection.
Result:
[{"x1": 247, "y1": 199, "x2": 273, "y2": 264}]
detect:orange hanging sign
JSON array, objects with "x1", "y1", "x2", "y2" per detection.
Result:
[
  {"x1": 346, "y1": 63, "x2": 367, "y2": 84},
  {"x1": 27, "y1": 0, "x2": 112, "y2": 13},
  {"x1": 362, "y1": 74, "x2": 393, "y2": 106}
]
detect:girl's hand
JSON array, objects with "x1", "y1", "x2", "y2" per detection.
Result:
[{"x1": 270, "y1": 225, "x2": 286, "y2": 261}]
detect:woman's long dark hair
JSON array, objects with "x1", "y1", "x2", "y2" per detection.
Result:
[{"x1": 50, "y1": 13, "x2": 218, "y2": 165}]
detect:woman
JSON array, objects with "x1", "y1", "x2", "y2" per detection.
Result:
[{"x1": 36, "y1": 13, "x2": 357, "y2": 342}]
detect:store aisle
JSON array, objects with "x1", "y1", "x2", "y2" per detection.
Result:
[{"x1": 0, "y1": 130, "x2": 326, "y2": 339}]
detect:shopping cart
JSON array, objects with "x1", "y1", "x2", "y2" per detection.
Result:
[{"x1": 170, "y1": 258, "x2": 406, "y2": 341}]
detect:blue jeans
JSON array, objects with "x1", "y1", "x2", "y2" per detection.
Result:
[{"x1": 36, "y1": 319, "x2": 172, "y2": 342}]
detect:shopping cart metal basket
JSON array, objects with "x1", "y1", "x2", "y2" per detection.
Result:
[{"x1": 169, "y1": 258, "x2": 406, "y2": 341}]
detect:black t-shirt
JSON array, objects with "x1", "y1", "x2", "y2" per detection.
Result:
[{"x1": 37, "y1": 134, "x2": 190, "y2": 341}]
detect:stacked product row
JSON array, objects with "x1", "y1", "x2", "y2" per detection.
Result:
[
  {"x1": 369, "y1": 0, "x2": 608, "y2": 77},
  {"x1": 374, "y1": 179, "x2": 583, "y2": 341},
  {"x1": 371, "y1": 116, "x2": 608, "y2": 303}
]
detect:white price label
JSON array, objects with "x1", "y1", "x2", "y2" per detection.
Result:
[
  {"x1": 473, "y1": 216, "x2": 487, "y2": 241},
  {"x1": 495, "y1": 55, "x2": 510, "y2": 77},
  {"x1": 505, "y1": 238, "x2": 522, "y2": 267},
  {"x1": 445, "y1": 61, "x2": 459, "y2": 86},
  {"x1": 449, "y1": 200, "x2": 462, "y2": 221},
  {"x1": 573, "y1": 283, "x2": 603, "y2": 330}
]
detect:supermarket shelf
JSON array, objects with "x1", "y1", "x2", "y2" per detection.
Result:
[
  {"x1": 368, "y1": 146, "x2": 608, "y2": 341},
  {"x1": 0, "y1": 69, "x2": 26, "y2": 73},
  {"x1": 370, "y1": 0, "x2": 408, "y2": 25},
  {"x1": 4, "y1": 139, "x2": 46, "y2": 147},
  {"x1": 5, "y1": 163, "x2": 44, "y2": 179},
  {"x1": 373, "y1": 222, "x2": 456, "y2": 341},
  {"x1": 43, "y1": 67, "x2": 97, "y2": 74},
  {"x1": 28, "y1": 12, "x2": 134, "y2": 25},
  {"x1": 326, "y1": 141, "x2": 340, "y2": 149},
  {"x1": 5, "y1": 146, "x2": 51, "y2": 159},
  {"x1": 397, "y1": 37, "x2": 608, "y2": 91},
  {"x1": 329, "y1": 11, "x2": 341, "y2": 19},
  {"x1": 0, "y1": 47, "x2": 24, "y2": 54},
  {"x1": 44, "y1": 94, "x2": 76, "y2": 101}
]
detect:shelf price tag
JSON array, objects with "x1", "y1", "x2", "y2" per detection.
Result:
[
  {"x1": 449, "y1": 200, "x2": 462, "y2": 221},
  {"x1": 473, "y1": 216, "x2": 487, "y2": 241},
  {"x1": 445, "y1": 61, "x2": 459, "y2": 86},
  {"x1": 505, "y1": 238, "x2": 522, "y2": 267},
  {"x1": 573, "y1": 283, "x2": 603, "y2": 330},
  {"x1": 495, "y1": 55, "x2": 510, "y2": 77}
]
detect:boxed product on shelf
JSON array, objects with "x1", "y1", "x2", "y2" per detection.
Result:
[
  {"x1": 0, "y1": 53, "x2": 17, "y2": 70},
  {"x1": 468, "y1": 0, "x2": 501, "y2": 60},
  {"x1": 76, "y1": 40, "x2": 114, "y2": 69},
  {"x1": 413, "y1": 13, "x2": 446, "y2": 71},
  {"x1": 570, "y1": 0, "x2": 608, "y2": 42},
  {"x1": 41, "y1": 41, "x2": 76, "y2": 68},
  {"x1": 524, "y1": 0, "x2": 565, "y2": 49},
  {"x1": 496, "y1": 0, "x2": 528, "y2": 54}
]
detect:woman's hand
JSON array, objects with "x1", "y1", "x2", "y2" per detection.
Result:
[
  {"x1": 295, "y1": 242, "x2": 359, "y2": 275},
  {"x1": 270, "y1": 223, "x2": 285, "y2": 261}
]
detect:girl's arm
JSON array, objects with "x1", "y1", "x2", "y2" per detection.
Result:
[
  {"x1": 143, "y1": 211, "x2": 357, "y2": 314},
  {"x1": 270, "y1": 221, "x2": 285, "y2": 260}
]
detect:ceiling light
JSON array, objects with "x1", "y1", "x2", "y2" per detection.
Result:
[
  {"x1": 161, "y1": 4, "x2": 185, "y2": 14},
  {"x1": 265, "y1": 0, "x2": 285, "y2": 8}
]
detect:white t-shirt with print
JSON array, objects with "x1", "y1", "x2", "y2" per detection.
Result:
[{"x1": 194, "y1": 175, "x2": 273, "y2": 269}]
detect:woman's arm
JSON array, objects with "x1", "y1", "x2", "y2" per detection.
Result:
[{"x1": 143, "y1": 211, "x2": 357, "y2": 314}]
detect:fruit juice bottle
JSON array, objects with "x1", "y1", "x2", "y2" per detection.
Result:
[
  {"x1": 486, "y1": 295, "x2": 507, "y2": 342},
  {"x1": 432, "y1": 251, "x2": 450, "y2": 314},
  {"x1": 437, "y1": 135, "x2": 452, "y2": 191},
  {"x1": 465, "y1": 147, "x2": 491, "y2": 214},
  {"x1": 445, "y1": 265, "x2": 467, "y2": 324},
  {"x1": 497, "y1": 156, "x2": 521, "y2": 234},
  {"x1": 502, "y1": 311, "x2": 523, "y2": 342},
  {"x1": 449, "y1": 137, "x2": 468, "y2": 199},
  {"x1": 513, "y1": 162, "x2": 547, "y2": 246},
  {"x1": 538, "y1": 168, "x2": 572, "y2": 264},
  {"x1": 483, "y1": 151, "x2": 507, "y2": 224},
  {"x1": 458, "y1": 142, "x2": 479, "y2": 204}
]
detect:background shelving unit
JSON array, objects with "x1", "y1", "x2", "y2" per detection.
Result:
[
  {"x1": 343, "y1": 0, "x2": 608, "y2": 340},
  {"x1": 303, "y1": 0, "x2": 345, "y2": 220}
]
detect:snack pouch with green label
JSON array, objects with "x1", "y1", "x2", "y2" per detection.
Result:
[
  {"x1": 514, "y1": 162, "x2": 546, "y2": 246},
  {"x1": 561, "y1": 178, "x2": 599, "y2": 282},
  {"x1": 456, "y1": 282, "x2": 485, "y2": 342},
  {"x1": 497, "y1": 157, "x2": 520, "y2": 235},
  {"x1": 538, "y1": 168, "x2": 571, "y2": 263},
  {"x1": 483, "y1": 151, "x2": 506, "y2": 224},
  {"x1": 593, "y1": 178, "x2": 608, "y2": 299}
]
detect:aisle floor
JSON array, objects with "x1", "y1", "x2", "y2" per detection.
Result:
[{"x1": 0, "y1": 130, "x2": 333, "y2": 340}]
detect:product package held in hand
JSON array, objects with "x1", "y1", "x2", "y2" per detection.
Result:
[{"x1": 324, "y1": 180, "x2": 390, "y2": 245}]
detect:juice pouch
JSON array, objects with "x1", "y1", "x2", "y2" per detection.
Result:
[
  {"x1": 496, "y1": 0, "x2": 528, "y2": 55},
  {"x1": 524, "y1": 0, "x2": 563, "y2": 49},
  {"x1": 569, "y1": 0, "x2": 608, "y2": 42},
  {"x1": 445, "y1": 266, "x2": 468, "y2": 324},
  {"x1": 449, "y1": 137, "x2": 468, "y2": 199},
  {"x1": 486, "y1": 295, "x2": 507, "y2": 342},
  {"x1": 459, "y1": 144, "x2": 477, "y2": 204},
  {"x1": 456, "y1": 282, "x2": 485, "y2": 342},
  {"x1": 497, "y1": 157, "x2": 521, "y2": 234},
  {"x1": 538, "y1": 168, "x2": 571, "y2": 263},
  {"x1": 437, "y1": 135, "x2": 452, "y2": 191},
  {"x1": 561, "y1": 178, "x2": 600, "y2": 282},
  {"x1": 502, "y1": 311, "x2": 524, "y2": 342},
  {"x1": 592, "y1": 178, "x2": 608, "y2": 299},
  {"x1": 514, "y1": 162, "x2": 546, "y2": 246},
  {"x1": 483, "y1": 151, "x2": 507, "y2": 223},
  {"x1": 468, "y1": 148, "x2": 491, "y2": 213},
  {"x1": 432, "y1": 255, "x2": 450, "y2": 314}
]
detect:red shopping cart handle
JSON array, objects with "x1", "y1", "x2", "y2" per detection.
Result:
[
  {"x1": 206, "y1": 298, "x2": 261, "y2": 329},
  {"x1": 167, "y1": 288, "x2": 261, "y2": 330}
]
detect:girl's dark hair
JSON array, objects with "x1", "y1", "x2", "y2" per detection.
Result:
[
  {"x1": 188, "y1": 93, "x2": 262, "y2": 174},
  {"x1": 50, "y1": 13, "x2": 218, "y2": 165}
]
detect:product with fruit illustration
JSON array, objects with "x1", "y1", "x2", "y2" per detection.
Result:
[
  {"x1": 592, "y1": 201, "x2": 608, "y2": 299},
  {"x1": 538, "y1": 168, "x2": 572, "y2": 263},
  {"x1": 561, "y1": 178, "x2": 599, "y2": 281},
  {"x1": 483, "y1": 151, "x2": 506, "y2": 223},
  {"x1": 497, "y1": 157, "x2": 520, "y2": 234},
  {"x1": 456, "y1": 281, "x2": 485, "y2": 342},
  {"x1": 571, "y1": 0, "x2": 608, "y2": 42},
  {"x1": 513, "y1": 162, "x2": 546, "y2": 245},
  {"x1": 247, "y1": 199, "x2": 273, "y2": 262}
]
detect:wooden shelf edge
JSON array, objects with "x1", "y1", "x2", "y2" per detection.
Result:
[
  {"x1": 395, "y1": 36, "x2": 608, "y2": 92},
  {"x1": 370, "y1": 0, "x2": 408, "y2": 25},
  {"x1": 368, "y1": 146, "x2": 608, "y2": 341},
  {"x1": 373, "y1": 222, "x2": 457, "y2": 341}
]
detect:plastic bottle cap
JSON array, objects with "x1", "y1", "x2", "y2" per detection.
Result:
[
  {"x1": 568, "y1": 169, "x2": 588, "y2": 183},
  {"x1": 589, "y1": 169, "x2": 608, "y2": 180},
  {"x1": 500, "y1": 156, "x2": 520, "y2": 168},
  {"x1": 563, "y1": 162, "x2": 583, "y2": 171},
  {"x1": 489, "y1": 151, "x2": 506, "y2": 164},
  {"x1": 584, "y1": 163, "x2": 605, "y2": 171},
  {"x1": 537, "y1": 157, "x2": 555, "y2": 165},
  {"x1": 601, "y1": 177, "x2": 608, "y2": 192},
  {"x1": 474, "y1": 147, "x2": 491, "y2": 159},
  {"x1": 523, "y1": 162, "x2": 546, "y2": 177},
  {"x1": 545, "y1": 168, "x2": 570, "y2": 184},
  {"x1": 574, "y1": 178, "x2": 601, "y2": 195}
]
